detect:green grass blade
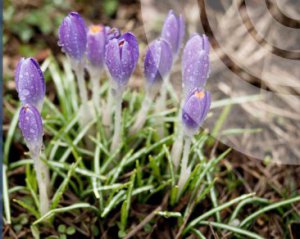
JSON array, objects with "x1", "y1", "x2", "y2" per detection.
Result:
[
  {"x1": 51, "y1": 159, "x2": 81, "y2": 210},
  {"x1": 198, "y1": 221, "x2": 264, "y2": 239},
  {"x1": 33, "y1": 203, "x2": 98, "y2": 225},
  {"x1": 240, "y1": 196, "x2": 300, "y2": 227},
  {"x1": 3, "y1": 165, "x2": 11, "y2": 224},
  {"x1": 184, "y1": 193, "x2": 255, "y2": 234},
  {"x1": 4, "y1": 106, "x2": 20, "y2": 165}
]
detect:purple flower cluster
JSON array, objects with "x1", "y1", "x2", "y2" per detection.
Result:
[
  {"x1": 181, "y1": 34, "x2": 211, "y2": 136},
  {"x1": 15, "y1": 57, "x2": 45, "y2": 154},
  {"x1": 16, "y1": 10, "x2": 212, "y2": 149},
  {"x1": 143, "y1": 11, "x2": 184, "y2": 94},
  {"x1": 58, "y1": 12, "x2": 139, "y2": 92}
]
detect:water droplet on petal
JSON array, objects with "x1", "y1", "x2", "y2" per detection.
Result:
[{"x1": 22, "y1": 89, "x2": 30, "y2": 96}]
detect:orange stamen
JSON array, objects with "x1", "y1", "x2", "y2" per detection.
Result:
[
  {"x1": 89, "y1": 25, "x2": 102, "y2": 34},
  {"x1": 195, "y1": 90, "x2": 205, "y2": 99}
]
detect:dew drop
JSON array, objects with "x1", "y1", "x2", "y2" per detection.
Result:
[{"x1": 22, "y1": 89, "x2": 30, "y2": 96}]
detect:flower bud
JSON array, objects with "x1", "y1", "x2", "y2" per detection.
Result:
[
  {"x1": 182, "y1": 88, "x2": 211, "y2": 136},
  {"x1": 161, "y1": 10, "x2": 185, "y2": 57},
  {"x1": 58, "y1": 12, "x2": 87, "y2": 60},
  {"x1": 86, "y1": 24, "x2": 107, "y2": 68},
  {"x1": 182, "y1": 34, "x2": 210, "y2": 96},
  {"x1": 15, "y1": 58, "x2": 45, "y2": 111},
  {"x1": 105, "y1": 32, "x2": 139, "y2": 89},
  {"x1": 144, "y1": 38, "x2": 173, "y2": 86},
  {"x1": 19, "y1": 104, "x2": 43, "y2": 155}
]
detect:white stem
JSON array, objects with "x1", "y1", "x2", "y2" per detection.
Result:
[
  {"x1": 103, "y1": 88, "x2": 113, "y2": 135},
  {"x1": 130, "y1": 94, "x2": 152, "y2": 135},
  {"x1": 178, "y1": 136, "x2": 192, "y2": 194},
  {"x1": 172, "y1": 129, "x2": 184, "y2": 170},
  {"x1": 88, "y1": 67, "x2": 102, "y2": 112},
  {"x1": 111, "y1": 94, "x2": 122, "y2": 152},
  {"x1": 155, "y1": 79, "x2": 168, "y2": 138},
  {"x1": 171, "y1": 101, "x2": 184, "y2": 170},
  {"x1": 33, "y1": 154, "x2": 50, "y2": 216},
  {"x1": 74, "y1": 63, "x2": 88, "y2": 105}
]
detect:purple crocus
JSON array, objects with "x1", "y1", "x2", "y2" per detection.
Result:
[
  {"x1": 105, "y1": 32, "x2": 139, "y2": 89},
  {"x1": 161, "y1": 10, "x2": 185, "y2": 57},
  {"x1": 182, "y1": 88, "x2": 211, "y2": 136},
  {"x1": 86, "y1": 25, "x2": 107, "y2": 68},
  {"x1": 15, "y1": 58, "x2": 45, "y2": 111},
  {"x1": 19, "y1": 104, "x2": 43, "y2": 155},
  {"x1": 182, "y1": 34, "x2": 210, "y2": 96},
  {"x1": 144, "y1": 38, "x2": 173, "y2": 86},
  {"x1": 58, "y1": 12, "x2": 87, "y2": 60}
]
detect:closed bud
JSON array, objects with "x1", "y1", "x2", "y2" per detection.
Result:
[
  {"x1": 19, "y1": 104, "x2": 43, "y2": 155},
  {"x1": 161, "y1": 10, "x2": 185, "y2": 57},
  {"x1": 105, "y1": 32, "x2": 139, "y2": 89},
  {"x1": 15, "y1": 58, "x2": 45, "y2": 111},
  {"x1": 87, "y1": 24, "x2": 107, "y2": 68},
  {"x1": 58, "y1": 12, "x2": 87, "y2": 60},
  {"x1": 182, "y1": 34, "x2": 210, "y2": 96},
  {"x1": 144, "y1": 38, "x2": 173, "y2": 87},
  {"x1": 182, "y1": 88, "x2": 211, "y2": 136}
]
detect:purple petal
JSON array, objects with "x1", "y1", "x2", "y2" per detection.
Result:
[
  {"x1": 182, "y1": 88, "x2": 211, "y2": 135},
  {"x1": 105, "y1": 32, "x2": 139, "y2": 88},
  {"x1": 15, "y1": 58, "x2": 45, "y2": 110},
  {"x1": 58, "y1": 12, "x2": 87, "y2": 60},
  {"x1": 19, "y1": 104, "x2": 43, "y2": 154},
  {"x1": 144, "y1": 39, "x2": 173, "y2": 85},
  {"x1": 161, "y1": 10, "x2": 185, "y2": 56},
  {"x1": 122, "y1": 32, "x2": 139, "y2": 66},
  {"x1": 87, "y1": 25, "x2": 106, "y2": 67},
  {"x1": 105, "y1": 39, "x2": 121, "y2": 83},
  {"x1": 182, "y1": 34, "x2": 210, "y2": 96}
]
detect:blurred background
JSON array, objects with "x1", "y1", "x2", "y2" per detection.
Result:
[{"x1": 3, "y1": 0, "x2": 300, "y2": 238}]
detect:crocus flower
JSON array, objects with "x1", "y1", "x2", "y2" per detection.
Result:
[
  {"x1": 19, "y1": 104, "x2": 43, "y2": 156},
  {"x1": 15, "y1": 58, "x2": 45, "y2": 111},
  {"x1": 182, "y1": 88, "x2": 211, "y2": 136},
  {"x1": 86, "y1": 24, "x2": 107, "y2": 68},
  {"x1": 144, "y1": 38, "x2": 173, "y2": 87},
  {"x1": 105, "y1": 32, "x2": 139, "y2": 90},
  {"x1": 58, "y1": 12, "x2": 87, "y2": 60},
  {"x1": 130, "y1": 38, "x2": 172, "y2": 135},
  {"x1": 19, "y1": 103, "x2": 50, "y2": 215},
  {"x1": 182, "y1": 34, "x2": 210, "y2": 96},
  {"x1": 161, "y1": 10, "x2": 185, "y2": 57}
]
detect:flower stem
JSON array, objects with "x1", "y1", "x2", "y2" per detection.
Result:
[
  {"x1": 111, "y1": 93, "x2": 122, "y2": 152},
  {"x1": 103, "y1": 87, "x2": 113, "y2": 135},
  {"x1": 178, "y1": 136, "x2": 191, "y2": 194},
  {"x1": 73, "y1": 62, "x2": 88, "y2": 106},
  {"x1": 155, "y1": 79, "x2": 168, "y2": 138},
  {"x1": 172, "y1": 129, "x2": 184, "y2": 170},
  {"x1": 33, "y1": 154, "x2": 50, "y2": 216},
  {"x1": 88, "y1": 67, "x2": 102, "y2": 112},
  {"x1": 130, "y1": 93, "x2": 152, "y2": 135},
  {"x1": 171, "y1": 101, "x2": 184, "y2": 170}
]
